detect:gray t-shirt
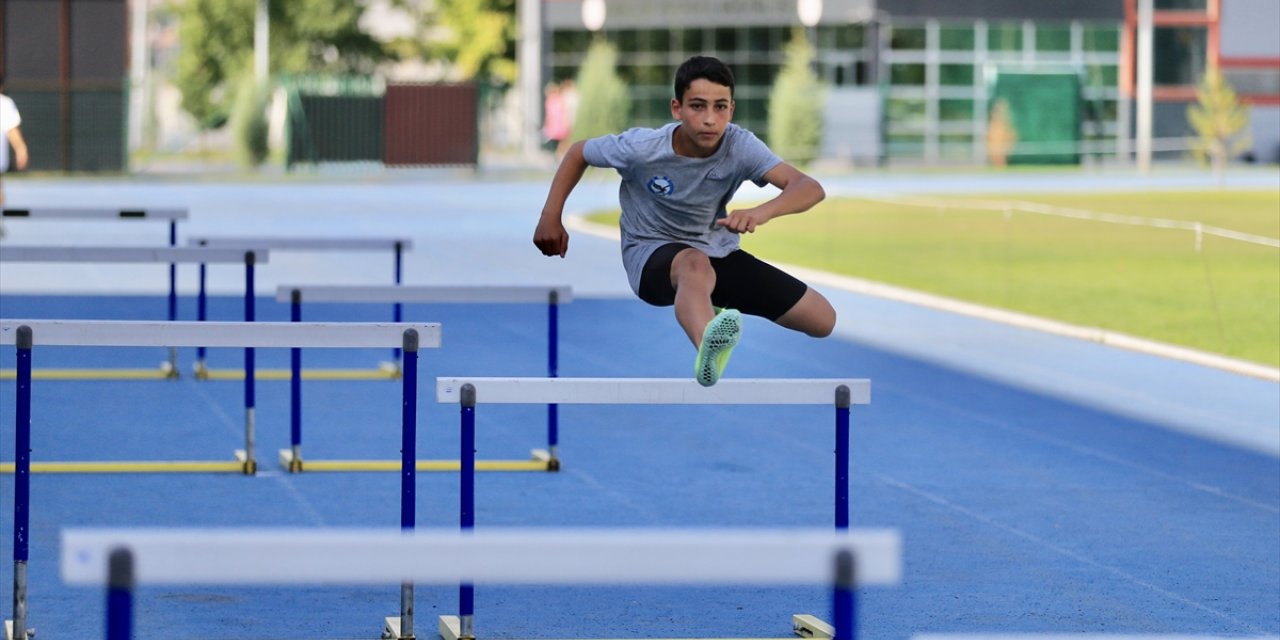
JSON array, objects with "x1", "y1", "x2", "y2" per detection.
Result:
[{"x1": 582, "y1": 122, "x2": 782, "y2": 295}]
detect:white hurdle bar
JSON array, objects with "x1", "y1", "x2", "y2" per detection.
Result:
[
  {"x1": 189, "y1": 236, "x2": 413, "y2": 376},
  {"x1": 0, "y1": 245, "x2": 267, "y2": 378},
  {"x1": 435, "y1": 377, "x2": 871, "y2": 640},
  {"x1": 3, "y1": 320, "x2": 440, "y2": 640},
  {"x1": 62, "y1": 527, "x2": 901, "y2": 640},
  {"x1": 275, "y1": 284, "x2": 573, "y2": 473},
  {"x1": 1, "y1": 207, "x2": 189, "y2": 336}
]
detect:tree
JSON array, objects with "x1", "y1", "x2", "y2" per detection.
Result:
[
  {"x1": 570, "y1": 39, "x2": 630, "y2": 141},
  {"x1": 1188, "y1": 67, "x2": 1252, "y2": 185},
  {"x1": 174, "y1": 0, "x2": 388, "y2": 130},
  {"x1": 385, "y1": 0, "x2": 517, "y2": 84},
  {"x1": 767, "y1": 28, "x2": 825, "y2": 166}
]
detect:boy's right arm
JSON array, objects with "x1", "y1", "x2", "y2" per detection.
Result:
[{"x1": 534, "y1": 140, "x2": 589, "y2": 258}]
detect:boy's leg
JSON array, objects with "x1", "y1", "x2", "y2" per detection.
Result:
[
  {"x1": 774, "y1": 288, "x2": 836, "y2": 338},
  {"x1": 669, "y1": 247, "x2": 717, "y2": 347}
]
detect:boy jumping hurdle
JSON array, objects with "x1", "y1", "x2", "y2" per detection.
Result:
[{"x1": 534, "y1": 56, "x2": 836, "y2": 386}]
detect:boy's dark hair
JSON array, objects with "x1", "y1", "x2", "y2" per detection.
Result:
[{"x1": 673, "y1": 56, "x2": 735, "y2": 102}]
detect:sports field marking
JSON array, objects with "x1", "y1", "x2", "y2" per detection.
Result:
[
  {"x1": 846, "y1": 192, "x2": 1280, "y2": 249},
  {"x1": 875, "y1": 472, "x2": 1268, "y2": 634}
]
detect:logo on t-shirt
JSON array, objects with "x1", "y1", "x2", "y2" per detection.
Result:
[{"x1": 646, "y1": 175, "x2": 674, "y2": 197}]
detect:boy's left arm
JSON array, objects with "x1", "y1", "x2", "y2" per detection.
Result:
[{"x1": 716, "y1": 162, "x2": 825, "y2": 234}]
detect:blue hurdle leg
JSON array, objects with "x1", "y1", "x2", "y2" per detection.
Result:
[
  {"x1": 166, "y1": 221, "x2": 178, "y2": 377},
  {"x1": 460, "y1": 383, "x2": 477, "y2": 638},
  {"x1": 393, "y1": 241, "x2": 404, "y2": 364},
  {"x1": 11, "y1": 326, "x2": 33, "y2": 639},
  {"x1": 832, "y1": 549, "x2": 856, "y2": 640},
  {"x1": 288, "y1": 290, "x2": 303, "y2": 472},
  {"x1": 835, "y1": 385, "x2": 851, "y2": 530},
  {"x1": 547, "y1": 290, "x2": 560, "y2": 470},
  {"x1": 196, "y1": 262, "x2": 208, "y2": 377},
  {"x1": 399, "y1": 330, "x2": 420, "y2": 637},
  {"x1": 106, "y1": 548, "x2": 134, "y2": 640},
  {"x1": 241, "y1": 252, "x2": 257, "y2": 475}
]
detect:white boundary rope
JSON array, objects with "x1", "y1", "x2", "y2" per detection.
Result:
[
  {"x1": 848, "y1": 192, "x2": 1280, "y2": 249},
  {"x1": 61, "y1": 527, "x2": 902, "y2": 586},
  {"x1": 437, "y1": 377, "x2": 870, "y2": 405}
]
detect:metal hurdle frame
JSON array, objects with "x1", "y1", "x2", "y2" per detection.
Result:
[
  {"x1": 61, "y1": 527, "x2": 902, "y2": 640},
  {"x1": 187, "y1": 236, "x2": 412, "y2": 379},
  {"x1": 430, "y1": 377, "x2": 872, "y2": 640},
  {"x1": 275, "y1": 284, "x2": 572, "y2": 473},
  {"x1": 2, "y1": 319, "x2": 440, "y2": 640},
  {"x1": 0, "y1": 207, "x2": 188, "y2": 334},
  {"x1": 0, "y1": 246, "x2": 264, "y2": 379}
]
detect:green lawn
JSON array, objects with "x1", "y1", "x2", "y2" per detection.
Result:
[{"x1": 586, "y1": 190, "x2": 1280, "y2": 368}]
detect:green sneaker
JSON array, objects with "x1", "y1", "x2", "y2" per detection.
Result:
[{"x1": 694, "y1": 308, "x2": 741, "y2": 387}]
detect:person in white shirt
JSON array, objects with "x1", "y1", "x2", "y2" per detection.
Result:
[{"x1": 1, "y1": 72, "x2": 31, "y2": 208}]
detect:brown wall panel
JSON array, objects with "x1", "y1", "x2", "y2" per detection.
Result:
[{"x1": 383, "y1": 83, "x2": 477, "y2": 166}]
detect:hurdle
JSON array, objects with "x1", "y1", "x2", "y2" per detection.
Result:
[
  {"x1": 3, "y1": 320, "x2": 439, "y2": 640},
  {"x1": 1, "y1": 207, "x2": 188, "y2": 333},
  {"x1": 274, "y1": 284, "x2": 572, "y2": 473},
  {"x1": 187, "y1": 236, "x2": 412, "y2": 379},
  {"x1": 61, "y1": 527, "x2": 902, "y2": 640},
  {"x1": 0, "y1": 246, "x2": 265, "y2": 379},
  {"x1": 433, "y1": 377, "x2": 872, "y2": 640}
]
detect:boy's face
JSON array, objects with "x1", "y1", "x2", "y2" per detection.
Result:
[{"x1": 671, "y1": 78, "x2": 734, "y2": 155}]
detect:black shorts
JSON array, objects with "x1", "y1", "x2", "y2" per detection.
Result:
[{"x1": 637, "y1": 243, "x2": 808, "y2": 321}]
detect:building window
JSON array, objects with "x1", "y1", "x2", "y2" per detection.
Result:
[
  {"x1": 1153, "y1": 26, "x2": 1208, "y2": 85},
  {"x1": 987, "y1": 23, "x2": 1024, "y2": 53},
  {"x1": 890, "y1": 26, "x2": 927, "y2": 50},
  {"x1": 939, "y1": 64, "x2": 975, "y2": 86},
  {"x1": 1082, "y1": 26, "x2": 1120, "y2": 52},
  {"x1": 939, "y1": 26, "x2": 975, "y2": 51},
  {"x1": 890, "y1": 63, "x2": 926, "y2": 86},
  {"x1": 1155, "y1": 0, "x2": 1207, "y2": 9},
  {"x1": 1035, "y1": 26, "x2": 1072, "y2": 53}
]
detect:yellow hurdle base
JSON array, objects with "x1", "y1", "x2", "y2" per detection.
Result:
[
  {"x1": 423, "y1": 614, "x2": 833, "y2": 640},
  {"x1": 279, "y1": 448, "x2": 557, "y2": 472},
  {"x1": 0, "y1": 366, "x2": 176, "y2": 381},
  {"x1": 196, "y1": 363, "x2": 401, "y2": 381},
  {"x1": 0, "y1": 459, "x2": 248, "y2": 474}
]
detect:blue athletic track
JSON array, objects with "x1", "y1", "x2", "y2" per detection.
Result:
[{"x1": 1, "y1": 171, "x2": 1277, "y2": 639}]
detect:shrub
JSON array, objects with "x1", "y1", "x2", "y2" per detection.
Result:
[
  {"x1": 570, "y1": 39, "x2": 630, "y2": 141},
  {"x1": 768, "y1": 28, "x2": 825, "y2": 165}
]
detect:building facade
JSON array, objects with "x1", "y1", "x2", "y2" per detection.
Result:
[{"x1": 541, "y1": 0, "x2": 1279, "y2": 164}]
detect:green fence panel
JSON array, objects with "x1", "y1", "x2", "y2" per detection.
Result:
[
  {"x1": 991, "y1": 71, "x2": 1082, "y2": 165},
  {"x1": 287, "y1": 94, "x2": 384, "y2": 165}
]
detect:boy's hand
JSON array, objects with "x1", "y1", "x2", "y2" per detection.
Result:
[
  {"x1": 534, "y1": 217, "x2": 570, "y2": 257},
  {"x1": 716, "y1": 208, "x2": 770, "y2": 234}
]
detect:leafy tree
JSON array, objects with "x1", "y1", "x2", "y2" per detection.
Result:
[
  {"x1": 1188, "y1": 67, "x2": 1252, "y2": 185},
  {"x1": 570, "y1": 39, "x2": 630, "y2": 141},
  {"x1": 174, "y1": 0, "x2": 387, "y2": 130},
  {"x1": 767, "y1": 28, "x2": 825, "y2": 165},
  {"x1": 229, "y1": 72, "x2": 271, "y2": 167},
  {"x1": 385, "y1": 0, "x2": 516, "y2": 84}
]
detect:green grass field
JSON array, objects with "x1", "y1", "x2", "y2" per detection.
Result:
[{"x1": 586, "y1": 190, "x2": 1280, "y2": 368}]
